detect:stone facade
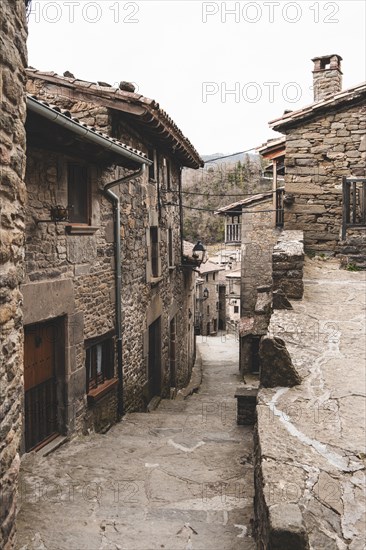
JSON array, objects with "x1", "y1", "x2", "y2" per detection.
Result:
[
  {"x1": 239, "y1": 197, "x2": 279, "y2": 374},
  {"x1": 280, "y1": 101, "x2": 366, "y2": 254},
  {"x1": 196, "y1": 263, "x2": 222, "y2": 336},
  {"x1": 22, "y1": 145, "x2": 120, "y2": 439},
  {"x1": 0, "y1": 1, "x2": 27, "y2": 547},
  {"x1": 271, "y1": 58, "x2": 366, "y2": 257},
  {"x1": 225, "y1": 270, "x2": 241, "y2": 333},
  {"x1": 22, "y1": 71, "x2": 200, "y2": 447}
]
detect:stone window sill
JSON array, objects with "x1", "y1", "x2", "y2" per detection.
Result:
[
  {"x1": 87, "y1": 378, "x2": 118, "y2": 404},
  {"x1": 66, "y1": 225, "x2": 99, "y2": 235}
]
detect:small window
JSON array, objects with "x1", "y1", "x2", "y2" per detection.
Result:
[
  {"x1": 213, "y1": 272, "x2": 216, "y2": 281},
  {"x1": 168, "y1": 228, "x2": 174, "y2": 268},
  {"x1": 234, "y1": 306, "x2": 239, "y2": 314},
  {"x1": 205, "y1": 274, "x2": 209, "y2": 282},
  {"x1": 68, "y1": 164, "x2": 89, "y2": 224},
  {"x1": 86, "y1": 337, "x2": 114, "y2": 393},
  {"x1": 148, "y1": 149, "x2": 156, "y2": 181},
  {"x1": 207, "y1": 305, "x2": 210, "y2": 315},
  {"x1": 150, "y1": 226, "x2": 159, "y2": 277}
]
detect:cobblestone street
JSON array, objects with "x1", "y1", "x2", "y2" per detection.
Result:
[{"x1": 17, "y1": 334, "x2": 255, "y2": 550}]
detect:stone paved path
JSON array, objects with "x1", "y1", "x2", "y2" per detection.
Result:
[{"x1": 17, "y1": 333, "x2": 255, "y2": 550}]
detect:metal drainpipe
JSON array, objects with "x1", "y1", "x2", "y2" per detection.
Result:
[{"x1": 104, "y1": 165, "x2": 146, "y2": 418}]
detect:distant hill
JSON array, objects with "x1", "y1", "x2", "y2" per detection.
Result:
[{"x1": 182, "y1": 152, "x2": 270, "y2": 244}]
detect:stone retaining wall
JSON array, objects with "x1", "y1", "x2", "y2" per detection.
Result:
[
  {"x1": 272, "y1": 231, "x2": 304, "y2": 300},
  {"x1": 0, "y1": 1, "x2": 27, "y2": 547}
]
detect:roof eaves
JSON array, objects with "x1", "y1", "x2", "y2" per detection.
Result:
[
  {"x1": 270, "y1": 82, "x2": 366, "y2": 131},
  {"x1": 26, "y1": 68, "x2": 204, "y2": 169},
  {"x1": 27, "y1": 94, "x2": 150, "y2": 166}
]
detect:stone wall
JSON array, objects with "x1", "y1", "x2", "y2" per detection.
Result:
[
  {"x1": 198, "y1": 269, "x2": 220, "y2": 336},
  {"x1": 239, "y1": 199, "x2": 279, "y2": 374},
  {"x1": 283, "y1": 100, "x2": 366, "y2": 254},
  {"x1": 272, "y1": 231, "x2": 304, "y2": 300},
  {"x1": 0, "y1": 1, "x2": 27, "y2": 547},
  {"x1": 23, "y1": 148, "x2": 118, "y2": 436}
]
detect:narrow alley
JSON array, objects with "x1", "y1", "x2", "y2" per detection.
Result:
[{"x1": 16, "y1": 334, "x2": 256, "y2": 550}]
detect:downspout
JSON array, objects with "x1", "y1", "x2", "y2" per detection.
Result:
[{"x1": 104, "y1": 165, "x2": 146, "y2": 418}]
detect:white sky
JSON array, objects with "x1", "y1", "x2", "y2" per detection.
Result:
[{"x1": 27, "y1": 0, "x2": 366, "y2": 156}]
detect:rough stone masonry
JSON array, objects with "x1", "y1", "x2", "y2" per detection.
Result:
[{"x1": 0, "y1": 1, "x2": 28, "y2": 548}]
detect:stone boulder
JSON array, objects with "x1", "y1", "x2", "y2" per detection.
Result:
[
  {"x1": 259, "y1": 336, "x2": 301, "y2": 388},
  {"x1": 272, "y1": 289, "x2": 293, "y2": 310}
]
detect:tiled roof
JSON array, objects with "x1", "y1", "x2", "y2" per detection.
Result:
[
  {"x1": 26, "y1": 68, "x2": 204, "y2": 169},
  {"x1": 270, "y1": 82, "x2": 366, "y2": 131},
  {"x1": 215, "y1": 192, "x2": 273, "y2": 214},
  {"x1": 256, "y1": 136, "x2": 286, "y2": 155},
  {"x1": 27, "y1": 94, "x2": 148, "y2": 164}
]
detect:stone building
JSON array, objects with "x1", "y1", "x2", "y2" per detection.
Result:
[
  {"x1": 0, "y1": 0, "x2": 28, "y2": 547},
  {"x1": 195, "y1": 261, "x2": 223, "y2": 336},
  {"x1": 23, "y1": 95, "x2": 149, "y2": 450},
  {"x1": 22, "y1": 69, "x2": 203, "y2": 447},
  {"x1": 270, "y1": 55, "x2": 366, "y2": 262},
  {"x1": 224, "y1": 269, "x2": 241, "y2": 333}
]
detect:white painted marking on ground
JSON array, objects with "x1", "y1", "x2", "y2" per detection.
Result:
[{"x1": 168, "y1": 439, "x2": 205, "y2": 453}]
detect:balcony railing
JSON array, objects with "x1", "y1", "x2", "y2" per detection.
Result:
[
  {"x1": 342, "y1": 177, "x2": 366, "y2": 239},
  {"x1": 225, "y1": 223, "x2": 241, "y2": 243},
  {"x1": 275, "y1": 188, "x2": 285, "y2": 228}
]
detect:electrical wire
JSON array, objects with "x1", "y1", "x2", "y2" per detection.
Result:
[
  {"x1": 166, "y1": 203, "x2": 280, "y2": 215},
  {"x1": 202, "y1": 148, "x2": 257, "y2": 163},
  {"x1": 177, "y1": 189, "x2": 276, "y2": 197}
]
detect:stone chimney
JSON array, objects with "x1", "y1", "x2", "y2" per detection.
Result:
[{"x1": 312, "y1": 54, "x2": 343, "y2": 102}]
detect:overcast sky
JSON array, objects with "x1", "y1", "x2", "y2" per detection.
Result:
[{"x1": 27, "y1": 0, "x2": 365, "y2": 156}]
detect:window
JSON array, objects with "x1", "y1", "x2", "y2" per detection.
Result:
[
  {"x1": 168, "y1": 228, "x2": 174, "y2": 268},
  {"x1": 213, "y1": 272, "x2": 216, "y2": 281},
  {"x1": 205, "y1": 274, "x2": 209, "y2": 282},
  {"x1": 148, "y1": 149, "x2": 156, "y2": 181},
  {"x1": 150, "y1": 226, "x2": 159, "y2": 277},
  {"x1": 207, "y1": 305, "x2": 210, "y2": 315},
  {"x1": 68, "y1": 164, "x2": 89, "y2": 224},
  {"x1": 234, "y1": 306, "x2": 239, "y2": 314},
  {"x1": 85, "y1": 337, "x2": 114, "y2": 393}
]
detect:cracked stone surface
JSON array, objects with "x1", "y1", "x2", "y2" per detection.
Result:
[
  {"x1": 257, "y1": 258, "x2": 366, "y2": 549},
  {"x1": 16, "y1": 334, "x2": 255, "y2": 550}
]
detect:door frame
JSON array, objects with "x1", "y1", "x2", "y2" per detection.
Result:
[{"x1": 23, "y1": 317, "x2": 66, "y2": 452}]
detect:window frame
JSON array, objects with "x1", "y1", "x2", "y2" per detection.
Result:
[
  {"x1": 148, "y1": 149, "x2": 157, "y2": 182},
  {"x1": 85, "y1": 334, "x2": 115, "y2": 395},
  {"x1": 67, "y1": 163, "x2": 91, "y2": 225},
  {"x1": 150, "y1": 226, "x2": 159, "y2": 278},
  {"x1": 168, "y1": 227, "x2": 174, "y2": 269}
]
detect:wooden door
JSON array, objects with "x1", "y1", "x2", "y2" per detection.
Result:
[
  {"x1": 169, "y1": 317, "x2": 176, "y2": 387},
  {"x1": 24, "y1": 322, "x2": 58, "y2": 451},
  {"x1": 148, "y1": 318, "x2": 161, "y2": 400}
]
